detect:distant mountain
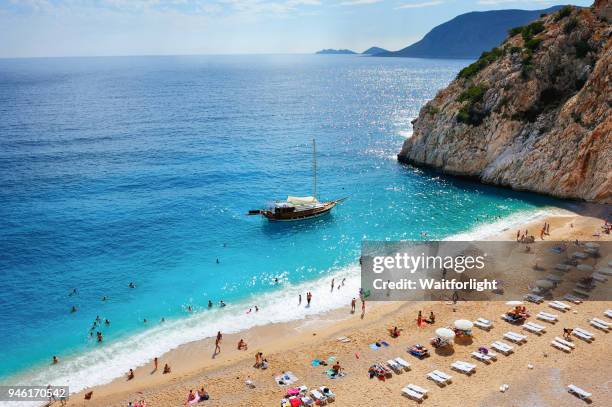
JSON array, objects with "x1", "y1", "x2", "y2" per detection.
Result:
[
  {"x1": 315, "y1": 49, "x2": 357, "y2": 55},
  {"x1": 362, "y1": 47, "x2": 389, "y2": 55},
  {"x1": 378, "y1": 6, "x2": 564, "y2": 59}
]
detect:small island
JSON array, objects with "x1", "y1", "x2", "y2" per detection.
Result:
[
  {"x1": 362, "y1": 46, "x2": 389, "y2": 55},
  {"x1": 315, "y1": 49, "x2": 356, "y2": 55}
]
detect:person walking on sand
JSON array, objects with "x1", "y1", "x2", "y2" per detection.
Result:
[
  {"x1": 154, "y1": 357, "x2": 158, "y2": 371},
  {"x1": 417, "y1": 310, "x2": 423, "y2": 327},
  {"x1": 351, "y1": 298, "x2": 356, "y2": 313},
  {"x1": 215, "y1": 331, "x2": 222, "y2": 353},
  {"x1": 361, "y1": 299, "x2": 366, "y2": 315}
]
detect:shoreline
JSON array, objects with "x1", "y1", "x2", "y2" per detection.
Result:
[{"x1": 54, "y1": 202, "x2": 611, "y2": 406}]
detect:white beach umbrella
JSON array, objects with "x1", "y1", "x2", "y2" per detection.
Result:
[
  {"x1": 506, "y1": 300, "x2": 523, "y2": 306},
  {"x1": 454, "y1": 319, "x2": 474, "y2": 330},
  {"x1": 535, "y1": 280, "x2": 554, "y2": 289},
  {"x1": 584, "y1": 242, "x2": 600, "y2": 249},
  {"x1": 435, "y1": 328, "x2": 455, "y2": 339},
  {"x1": 577, "y1": 264, "x2": 594, "y2": 272}
]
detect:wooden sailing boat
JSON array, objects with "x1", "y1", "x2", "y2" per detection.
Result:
[{"x1": 248, "y1": 139, "x2": 346, "y2": 221}]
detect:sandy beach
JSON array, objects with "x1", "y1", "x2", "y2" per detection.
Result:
[{"x1": 63, "y1": 204, "x2": 612, "y2": 407}]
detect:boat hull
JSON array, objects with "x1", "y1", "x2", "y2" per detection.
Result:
[{"x1": 262, "y1": 201, "x2": 338, "y2": 221}]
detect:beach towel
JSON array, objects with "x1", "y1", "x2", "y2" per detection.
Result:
[
  {"x1": 286, "y1": 388, "x2": 300, "y2": 397},
  {"x1": 311, "y1": 359, "x2": 321, "y2": 366},
  {"x1": 325, "y1": 369, "x2": 346, "y2": 379},
  {"x1": 327, "y1": 356, "x2": 336, "y2": 364},
  {"x1": 275, "y1": 371, "x2": 298, "y2": 386}
]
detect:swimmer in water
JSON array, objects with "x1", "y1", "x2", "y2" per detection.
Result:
[
  {"x1": 70, "y1": 305, "x2": 77, "y2": 313},
  {"x1": 220, "y1": 300, "x2": 226, "y2": 307},
  {"x1": 128, "y1": 282, "x2": 135, "y2": 288},
  {"x1": 208, "y1": 300, "x2": 213, "y2": 308}
]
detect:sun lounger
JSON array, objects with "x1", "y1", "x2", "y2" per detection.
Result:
[
  {"x1": 471, "y1": 351, "x2": 493, "y2": 364},
  {"x1": 589, "y1": 318, "x2": 610, "y2": 331},
  {"x1": 563, "y1": 294, "x2": 583, "y2": 304},
  {"x1": 555, "y1": 264, "x2": 572, "y2": 272},
  {"x1": 522, "y1": 322, "x2": 546, "y2": 335},
  {"x1": 319, "y1": 387, "x2": 335, "y2": 402},
  {"x1": 524, "y1": 293, "x2": 544, "y2": 304},
  {"x1": 605, "y1": 309, "x2": 612, "y2": 319},
  {"x1": 491, "y1": 341, "x2": 514, "y2": 355},
  {"x1": 402, "y1": 386, "x2": 425, "y2": 401},
  {"x1": 536, "y1": 311, "x2": 558, "y2": 323},
  {"x1": 567, "y1": 384, "x2": 592, "y2": 400},
  {"x1": 504, "y1": 331, "x2": 527, "y2": 343},
  {"x1": 598, "y1": 266, "x2": 612, "y2": 276},
  {"x1": 551, "y1": 340, "x2": 571, "y2": 352},
  {"x1": 336, "y1": 336, "x2": 351, "y2": 343},
  {"x1": 549, "y1": 301, "x2": 571, "y2": 311},
  {"x1": 387, "y1": 359, "x2": 402, "y2": 374},
  {"x1": 573, "y1": 288, "x2": 591, "y2": 298},
  {"x1": 474, "y1": 317, "x2": 493, "y2": 330},
  {"x1": 427, "y1": 370, "x2": 452, "y2": 385},
  {"x1": 591, "y1": 272, "x2": 607, "y2": 282},
  {"x1": 451, "y1": 361, "x2": 476, "y2": 375},
  {"x1": 407, "y1": 384, "x2": 428, "y2": 395},
  {"x1": 394, "y1": 357, "x2": 411, "y2": 371},
  {"x1": 310, "y1": 390, "x2": 327, "y2": 405},
  {"x1": 554, "y1": 337, "x2": 575, "y2": 348},
  {"x1": 486, "y1": 350, "x2": 498, "y2": 360},
  {"x1": 572, "y1": 327, "x2": 594, "y2": 342}
]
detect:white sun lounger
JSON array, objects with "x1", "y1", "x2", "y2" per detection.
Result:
[
  {"x1": 524, "y1": 293, "x2": 544, "y2": 304},
  {"x1": 471, "y1": 351, "x2": 493, "y2": 363},
  {"x1": 387, "y1": 359, "x2": 402, "y2": 373},
  {"x1": 504, "y1": 331, "x2": 527, "y2": 343},
  {"x1": 567, "y1": 384, "x2": 592, "y2": 400},
  {"x1": 572, "y1": 327, "x2": 594, "y2": 342},
  {"x1": 591, "y1": 272, "x2": 607, "y2": 282},
  {"x1": 573, "y1": 288, "x2": 591, "y2": 298},
  {"x1": 486, "y1": 350, "x2": 498, "y2": 360},
  {"x1": 605, "y1": 309, "x2": 612, "y2": 319},
  {"x1": 451, "y1": 361, "x2": 476, "y2": 375},
  {"x1": 491, "y1": 341, "x2": 514, "y2": 355},
  {"x1": 537, "y1": 311, "x2": 558, "y2": 323},
  {"x1": 555, "y1": 264, "x2": 572, "y2": 272},
  {"x1": 394, "y1": 357, "x2": 411, "y2": 371},
  {"x1": 549, "y1": 301, "x2": 571, "y2": 311},
  {"x1": 563, "y1": 294, "x2": 583, "y2": 304},
  {"x1": 427, "y1": 370, "x2": 452, "y2": 385},
  {"x1": 554, "y1": 337, "x2": 575, "y2": 348},
  {"x1": 589, "y1": 318, "x2": 610, "y2": 331},
  {"x1": 551, "y1": 340, "x2": 571, "y2": 352},
  {"x1": 523, "y1": 322, "x2": 546, "y2": 335},
  {"x1": 301, "y1": 396, "x2": 315, "y2": 406},
  {"x1": 402, "y1": 386, "x2": 425, "y2": 401},
  {"x1": 474, "y1": 317, "x2": 493, "y2": 330},
  {"x1": 310, "y1": 390, "x2": 327, "y2": 405},
  {"x1": 598, "y1": 267, "x2": 612, "y2": 276},
  {"x1": 407, "y1": 384, "x2": 428, "y2": 395}
]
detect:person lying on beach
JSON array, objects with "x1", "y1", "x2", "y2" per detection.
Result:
[
  {"x1": 163, "y1": 363, "x2": 171, "y2": 374},
  {"x1": 198, "y1": 387, "x2": 209, "y2": 401},
  {"x1": 237, "y1": 339, "x2": 248, "y2": 350},
  {"x1": 127, "y1": 369, "x2": 135, "y2": 380}
]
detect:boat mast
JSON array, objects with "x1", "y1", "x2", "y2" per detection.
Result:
[{"x1": 312, "y1": 138, "x2": 317, "y2": 200}]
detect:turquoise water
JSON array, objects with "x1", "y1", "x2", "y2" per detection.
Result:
[{"x1": 0, "y1": 54, "x2": 552, "y2": 390}]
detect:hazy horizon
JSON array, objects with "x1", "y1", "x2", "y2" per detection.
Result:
[{"x1": 0, "y1": 0, "x2": 593, "y2": 59}]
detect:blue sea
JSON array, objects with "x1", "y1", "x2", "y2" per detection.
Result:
[{"x1": 0, "y1": 54, "x2": 555, "y2": 393}]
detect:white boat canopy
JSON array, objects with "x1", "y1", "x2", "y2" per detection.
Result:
[{"x1": 287, "y1": 196, "x2": 319, "y2": 205}]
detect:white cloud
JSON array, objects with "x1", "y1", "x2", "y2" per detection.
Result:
[
  {"x1": 339, "y1": 0, "x2": 383, "y2": 6},
  {"x1": 396, "y1": 1, "x2": 442, "y2": 9}
]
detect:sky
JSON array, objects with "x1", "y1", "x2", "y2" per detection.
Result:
[{"x1": 0, "y1": 0, "x2": 593, "y2": 58}]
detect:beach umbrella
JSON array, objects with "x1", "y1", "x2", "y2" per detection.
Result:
[
  {"x1": 435, "y1": 328, "x2": 455, "y2": 339},
  {"x1": 546, "y1": 274, "x2": 562, "y2": 282},
  {"x1": 584, "y1": 242, "x2": 600, "y2": 249},
  {"x1": 577, "y1": 264, "x2": 594, "y2": 272},
  {"x1": 506, "y1": 300, "x2": 523, "y2": 306},
  {"x1": 454, "y1": 320, "x2": 474, "y2": 330},
  {"x1": 535, "y1": 280, "x2": 553, "y2": 289}
]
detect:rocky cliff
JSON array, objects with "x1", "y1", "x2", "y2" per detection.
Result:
[{"x1": 398, "y1": 2, "x2": 611, "y2": 203}]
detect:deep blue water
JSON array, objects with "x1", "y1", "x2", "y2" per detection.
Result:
[{"x1": 0, "y1": 54, "x2": 552, "y2": 389}]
